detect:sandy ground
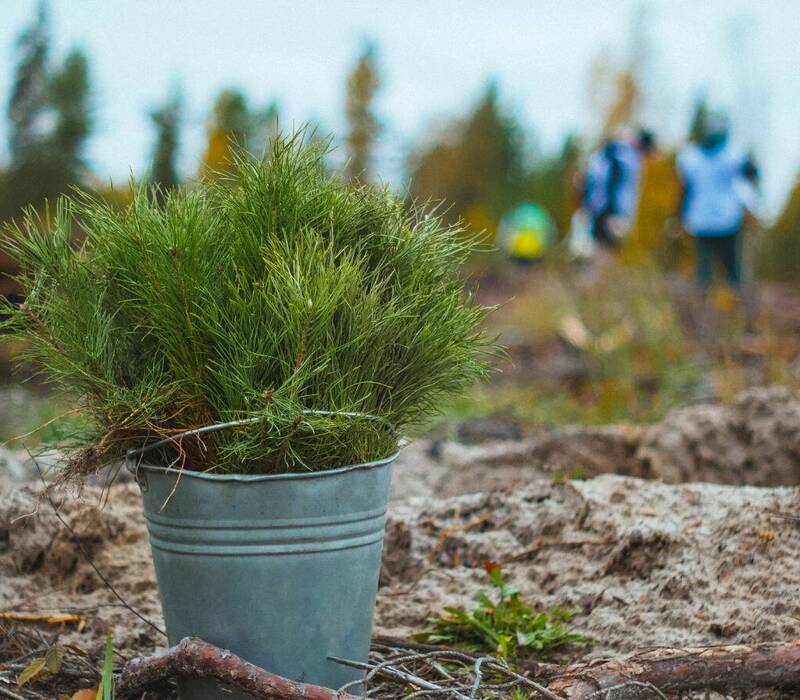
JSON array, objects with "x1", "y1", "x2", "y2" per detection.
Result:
[
  {"x1": 380, "y1": 474, "x2": 800, "y2": 655},
  {"x1": 1, "y1": 387, "x2": 799, "y2": 683}
]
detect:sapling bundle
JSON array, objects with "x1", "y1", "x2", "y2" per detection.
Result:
[{"x1": 2, "y1": 133, "x2": 494, "y2": 477}]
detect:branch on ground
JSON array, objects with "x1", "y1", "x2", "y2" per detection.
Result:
[
  {"x1": 115, "y1": 636, "x2": 800, "y2": 699},
  {"x1": 548, "y1": 640, "x2": 800, "y2": 698},
  {"x1": 115, "y1": 637, "x2": 357, "y2": 700}
]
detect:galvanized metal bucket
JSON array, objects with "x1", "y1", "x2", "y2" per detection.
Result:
[{"x1": 128, "y1": 421, "x2": 397, "y2": 699}]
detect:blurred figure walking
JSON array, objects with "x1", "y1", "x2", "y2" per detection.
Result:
[
  {"x1": 576, "y1": 129, "x2": 654, "y2": 280},
  {"x1": 677, "y1": 113, "x2": 758, "y2": 294}
]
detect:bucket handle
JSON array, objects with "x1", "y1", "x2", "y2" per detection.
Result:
[{"x1": 125, "y1": 410, "x2": 401, "y2": 483}]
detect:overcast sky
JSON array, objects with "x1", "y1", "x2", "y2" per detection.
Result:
[{"x1": 2, "y1": 0, "x2": 800, "y2": 214}]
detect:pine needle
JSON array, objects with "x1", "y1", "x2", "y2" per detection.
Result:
[{"x1": 1, "y1": 132, "x2": 497, "y2": 478}]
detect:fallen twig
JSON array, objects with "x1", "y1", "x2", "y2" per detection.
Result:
[
  {"x1": 0, "y1": 612, "x2": 83, "y2": 626},
  {"x1": 547, "y1": 640, "x2": 800, "y2": 698},
  {"x1": 116, "y1": 637, "x2": 358, "y2": 699},
  {"x1": 114, "y1": 636, "x2": 800, "y2": 699}
]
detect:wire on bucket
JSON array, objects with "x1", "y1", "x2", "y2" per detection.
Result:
[{"x1": 125, "y1": 409, "x2": 403, "y2": 480}]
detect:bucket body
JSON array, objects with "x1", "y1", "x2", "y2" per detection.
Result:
[{"x1": 135, "y1": 454, "x2": 395, "y2": 699}]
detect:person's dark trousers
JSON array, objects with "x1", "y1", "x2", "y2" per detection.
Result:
[{"x1": 694, "y1": 229, "x2": 742, "y2": 290}]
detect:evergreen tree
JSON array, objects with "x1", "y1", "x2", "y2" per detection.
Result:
[
  {"x1": 460, "y1": 81, "x2": 525, "y2": 213},
  {"x1": 49, "y1": 47, "x2": 92, "y2": 184},
  {"x1": 345, "y1": 42, "x2": 380, "y2": 182},
  {"x1": 149, "y1": 90, "x2": 182, "y2": 193},
  {"x1": 407, "y1": 80, "x2": 526, "y2": 233},
  {"x1": 688, "y1": 93, "x2": 709, "y2": 143},
  {"x1": 2, "y1": 3, "x2": 94, "y2": 220},
  {"x1": 7, "y1": 0, "x2": 50, "y2": 162},
  {"x1": 759, "y1": 175, "x2": 800, "y2": 282},
  {"x1": 202, "y1": 89, "x2": 250, "y2": 173}
]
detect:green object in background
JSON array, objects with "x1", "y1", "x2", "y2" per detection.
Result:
[{"x1": 497, "y1": 203, "x2": 555, "y2": 261}]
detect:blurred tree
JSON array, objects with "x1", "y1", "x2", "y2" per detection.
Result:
[
  {"x1": 149, "y1": 89, "x2": 182, "y2": 194},
  {"x1": 525, "y1": 134, "x2": 581, "y2": 237},
  {"x1": 688, "y1": 93, "x2": 709, "y2": 143},
  {"x1": 604, "y1": 70, "x2": 639, "y2": 135},
  {"x1": 49, "y1": 47, "x2": 92, "y2": 184},
  {"x1": 7, "y1": 0, "x2": 50, "y2": 161},
  {"x1": 759, "y1": 176, "x2": 800, "y2": 283},
  {"x1": 589, "y1": 54, "x2": 640, "y2": 137},
  {"x1": 461, "y1": 81, "x2": 525, "y2": 212},
  {"x1": 345, "y1": 42, "x2": 380, "y2": 182},
  {"x1": 1, "y1": 2, "x2": 94, "y2": 222},
  {"x1": 407, "y1": 81, "x2": 526, "y2": 238},
  {"x1": 202, "y1": 89, "x2": 250, "y2": 174}
]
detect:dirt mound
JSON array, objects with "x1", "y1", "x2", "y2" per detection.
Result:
[
  {"x1": 378, "y1": 474, "x2": 800, "y2": 657},
  {"x1": 638, "y1": 386, "x2": 800, "y2": 485},
  {"x1": 402, "y1": 387, "x2": 800, "y2": 498},
  {"x1": 0, "y1": 480, "x2": 162, "y2": 657}
]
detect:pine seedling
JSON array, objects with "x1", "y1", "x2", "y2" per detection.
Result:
[{"x1": 1, "y1": 132, "x2": 496, "y2": 478}]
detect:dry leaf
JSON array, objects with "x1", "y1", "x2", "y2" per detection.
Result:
[
  {"x1": 71, "y1": 689, "x2": 99, "y2": 700},
  {"x1": 45, "y1": 644, "x2": 64, "y2": 673},
  {"x1": 17, "y1": 656, "x2": 48, "y2": 687},
  {"x1": 0, "y1": 611, "x2": 83, "y2": 625}
]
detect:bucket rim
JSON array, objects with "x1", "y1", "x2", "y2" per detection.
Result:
[{"x1": 133, "y1": 449, "x2": 399, "y2": 483}]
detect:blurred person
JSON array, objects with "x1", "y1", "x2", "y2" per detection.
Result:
[
  {"x1": 576, "y1": 128, "x2": 655, "y2": 278},
  {"x1": 676, "y1": 112, "x2": 759, "y2": 295}
]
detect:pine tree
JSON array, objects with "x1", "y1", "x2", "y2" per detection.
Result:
[
  {"x1": 2, "y1": 3, "x2": 94, "y2": 220},
  {"x1": 202, "y1": 89, "x2": 250, "y2": 174},
  {"x1": 149, "y1": 90, "x2": 182, "y2": 194},
  {"x1": 760, "y1": 175, "x2": 800, "y2": 282},
  {"x1": 688, "y1": 93, "x2": 709, "y2": 143},
  {"x1": 460, "y1": 81, "x2": 524, "y2": 213},
  {"x1": 7, "y1": 0, "x2": 50, "y2": 162},
  {"x1": 345, "y1": 42, "x2": 380, "y2": 182},
  {"x1": 407, "y1": 80, "x2": 526, "y2": 233},
  {"x1": 49, "y1": 47, "x2": 92, "y2": 183}
]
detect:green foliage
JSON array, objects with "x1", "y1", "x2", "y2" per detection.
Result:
[
  {"x1": 149, "y1": 89, "x2": 183, "y2": 194},
  {"x1": 420, "y1": 562, "x2": 589, "y2": 658},
  {"x1": 1, "y1": 2, "x2": 93, "y2": 222},
  {"x1": 2, "y1": 133, "x2": 494, "y2": 477},
  {"x1": 345, "y1": 41, "x2": 380, "y2": 182},
  {"x1": 407, "y1": 81, "x2": 527, "y2": 228},
  {"x1": 49, "y1": 47, "x2": 92, "y2": 179},
  {"x1": 760, "y1": 175, "x2": 800, "y2": 283},
  {"x1": 17, "y1": 643, "x2": 63, "y2": 687},
  {"x1": 97, "y1": 632, "x2": 114, "y2": 700}
]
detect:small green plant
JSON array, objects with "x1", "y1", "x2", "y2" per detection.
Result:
[
  {"x1": 2, "y1": 132, "x2": 495, "y2": 478},
  {"x1": 97, "y1": 632, "x2": 114, "y2": 700},
  {"x1": 16, "y1": 643, "x2": 63, "y2": 688},
  {"x1": 419, "y1": 562, "x2": 590, "y2": 658},
  {"x1": 551, "y1": 465, "x2": 584, "y2": 483}
]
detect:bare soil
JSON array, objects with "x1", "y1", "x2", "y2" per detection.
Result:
[{"x1": 1, "y1": 386, "x2": 799, "y2": 683}]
